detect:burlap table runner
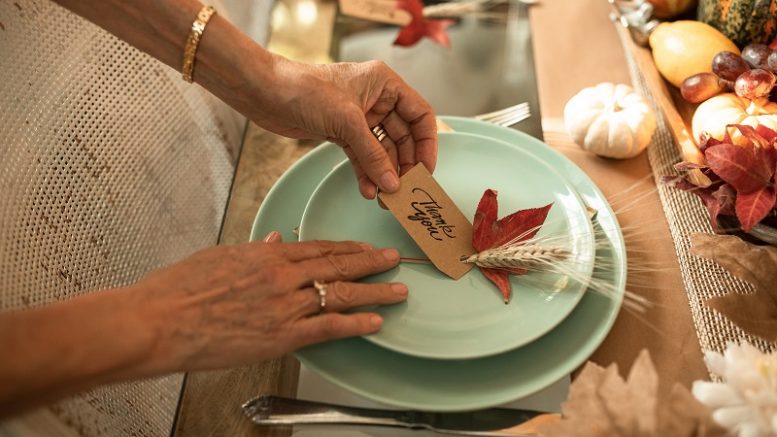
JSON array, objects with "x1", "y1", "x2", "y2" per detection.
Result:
[{"x1": 616, "y1": 28, "x2": 777, "y2": 359}]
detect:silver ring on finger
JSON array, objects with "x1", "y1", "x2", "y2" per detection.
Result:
[
  {"x1": 313, "y1": 280, "x2": 327, "y2": 314},
  {"x1": 371, "y1": 124, "x2": 388, "y2": 142}
]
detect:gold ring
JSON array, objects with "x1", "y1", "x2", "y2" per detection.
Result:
[
  {"x1": 371, "y1": 124, "x2": 387, "y2": 142},
  {"x1": 313, "y1": 280, "x2": 327, "y2": 313}
]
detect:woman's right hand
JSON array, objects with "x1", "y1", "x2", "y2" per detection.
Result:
[{"x1": 135, "y1": 232, "x2": 406, "y2": 373}]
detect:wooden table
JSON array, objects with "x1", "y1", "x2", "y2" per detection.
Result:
[{"x1": 173, "y1": 1, "x2": 709, "y2": 434}]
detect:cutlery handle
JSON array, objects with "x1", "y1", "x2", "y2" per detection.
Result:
[{"x1": 242, "y1": 395, "x2": 419, "y2": 428}]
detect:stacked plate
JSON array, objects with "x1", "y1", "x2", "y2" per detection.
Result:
[{"x1": 250, "y1": 117, "x2": 626, "y2": 412}]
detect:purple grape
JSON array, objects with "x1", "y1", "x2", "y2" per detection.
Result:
[
  {"x1": 712, "y1": 51, "x2": 750, "y2": 81},
  {"x1": 735, "y1": 69, "x2": 776, "y2": 100},
  {"x1": 681, "y1": 73, "x2": 725, "y2": 103},
  {"x1": 768, "y1": 50, "x2": 777, "y2": 73},
  {"x1": 742, "y1": 44, "x2": 771, "y2": 69}
]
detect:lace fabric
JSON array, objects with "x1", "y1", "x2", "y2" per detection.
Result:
[{"x1": 0, "y1": 0, "x2": 271, "y2": 434}]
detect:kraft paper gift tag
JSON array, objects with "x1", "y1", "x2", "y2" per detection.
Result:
[
  {"x1": 338, "y1": 0, "x2": 412, "y2": 26},
  {"x1": 378, "y1": 163, "x2": 475, "y2": 279}
]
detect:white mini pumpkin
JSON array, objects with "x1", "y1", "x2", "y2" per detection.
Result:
[{"x1": 564, "y1": 83, "x2": 657, "y2": 159}]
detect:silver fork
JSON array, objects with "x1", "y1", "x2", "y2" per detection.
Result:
[{"x1": 474, "y1": 102, "x2": 531, "y2": 127}]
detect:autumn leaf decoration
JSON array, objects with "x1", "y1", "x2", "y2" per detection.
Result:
[
  {"x1": 393, "y1": 0, "x2": 454, "y2": 48},
  {"x1": 668, "y1": 124, "x2": 777, "y2": 232},
  {"x1": 462, "y1": 189, "x2": 565, "y2": 303},
  {"x1": 538, "y1": 349, "x2": 726, "y2": 437},
  {"x1": 690, "y1": 233, "x2": 777, "y2": 342}
]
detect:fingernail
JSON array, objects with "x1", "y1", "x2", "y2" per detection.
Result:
[
  {"x1": 370, "y1": 314, "x2": 383, "y2": 328},
  {"x1": 359, "y1": 242, "x2": 374, "y2": 250},
  {"x1": 381, "y1": 248, "x2": 399, "y2": 262},
  {"x1": 391, "y1": 283, "x2": 408, "y2": 297},
  {"x1": 263, "y1": 231, "x2": 280, "y2": 242},
  {"x1": 380, "y1": 171, "x2": 400, "y2": 192},
  {"x1": 361, "y1": 181, "x2": 377, "y2": 200}
]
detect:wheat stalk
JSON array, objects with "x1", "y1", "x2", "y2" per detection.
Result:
[{"x1": 461, "y1": 243, "x2": 569, "y2": 270}]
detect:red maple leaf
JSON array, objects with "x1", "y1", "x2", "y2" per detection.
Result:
[
  {"x1": 736, "y1": 186, "x2": 777, "y2": 231},
  {"x1": 394, "y1": 0, "x2": 454, "y2": 48},
  {"x1": 473, "y1": 189, "x2": 553, "y2": 303},
  {"x1": 670, "y1": 124, "x2": 777, "y2": 233},
  {"x1": 705, "y1": 143, "x2": 772, "y2": 193}
]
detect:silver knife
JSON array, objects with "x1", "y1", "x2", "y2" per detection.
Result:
[{"x1": 242, "y1": 395, "x2": 560, "y2": 436}]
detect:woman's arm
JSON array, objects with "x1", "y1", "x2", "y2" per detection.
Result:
[
  {"x1": 0, "y1": 287, "x2": 159, "y2": 417},
  {"x1": 51, "y1": 0, "x2": 438, "y2": 198}
]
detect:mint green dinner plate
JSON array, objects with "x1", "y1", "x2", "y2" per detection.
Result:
[
  {"x1": 298, "y1": 132, "x2": 595, "y2": 360},
  {"x1": 250, "y1": 117, "x2": 626, "y2": 411}
]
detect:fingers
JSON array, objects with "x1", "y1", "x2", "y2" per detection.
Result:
[
  {"x1": 339, "y1": 133, "x2": 396, "y2": 202},
  {"x1": 341, "y1": 145, "x2": 377, "y2": 199},
  {"x1": 291, "y1": 312, "x2": 384, "y2": 349},
  {"x1": 381, "y1": 111, "x2": 417, "y2": 175},
  {"x1": 380, "y1": 131, "x2": 399, "y2": 173},
  {"x1": 291, "y1": 248, "x2": 400, "y2": 288},
  {"x1": 262, "y1": 240, "x2": 371, "y2": 262},
  {"x1": 374, "y1": 131, "x2": 398, "y2": 210},
  {"x1": 293, "y1": 281, "x2": 407, "y2": 315},
  {"x1": 340, "y1": 111, "x2": 400, "y2": 194},
  {"x1": 263, "y1": 231, "x2": 282, "y2": 243},
  {"x1": 392, "y1": 86, "x2": 438, "y2": 174}
]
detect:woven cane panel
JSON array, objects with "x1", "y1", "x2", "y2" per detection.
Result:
[
  {"x1": 616, "y1": 30, "x2": 777, "y2": 364},
  {"x1": 0, "y1": 0, "x2": 246, "y2": 435}
]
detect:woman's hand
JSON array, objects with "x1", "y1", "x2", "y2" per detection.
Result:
[
  {"x1": 139, "y1": 232, "x2": 406, "y2": 372},
  {"x1": 0, "y1": 233, "x2": 406, "y2": 414},
  {"x1": 248, "y1": 57, "x2": 438, "y2": 200},
  {"x1": 51, "y1": 0, "x2": 437, "y2": 199}
]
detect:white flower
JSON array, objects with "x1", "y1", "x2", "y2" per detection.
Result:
[{"x1": 692, "y1": 342, "x2": 777, "y2": 437}]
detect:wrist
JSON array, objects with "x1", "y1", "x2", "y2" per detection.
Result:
[{"x1": 192, "y1": 13, "x2": 279, "y2": 117}]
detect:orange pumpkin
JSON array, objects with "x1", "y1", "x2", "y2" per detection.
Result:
[{"x1": 692, "y1": 94, "x2": 777, "y2": 145}]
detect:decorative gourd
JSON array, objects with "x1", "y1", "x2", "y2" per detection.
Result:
[
  {"x1": 564, "y1": 83, "x2": 657, "y2": 159},
  {"x1": 692, "y1": 93, "x2": 777, "y2": 145},
  {"x1": 697, "y1": 0, "x2": 777, "y2": 48},
  {"x1": 648, "y1": 20, "x2": 739, "y2": 88}
]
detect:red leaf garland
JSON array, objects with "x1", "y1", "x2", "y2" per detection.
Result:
[
  {"x1": 472, "y1": 189, "x2": 553, "y2": 303},
  {"x1": 394, "y1": 0, "x2": 454, "y2": 48},
  {"x1": 713, "y1": 184, "x2": 737, "y2": 217},
  {"x1": 705, "y1": 143, "x2": 770, "y2": 193},
  {"x1": 736, "y1": 187, "x2": 777, "y2": 231},
  {"x1": 756, "y1": 124, "x2": 777, "y2": 143},
  {"x1": 668, "y1": 123, "x2": 777, "y2": 233}
]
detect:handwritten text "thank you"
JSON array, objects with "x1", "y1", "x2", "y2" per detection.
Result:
[{"x1": 408, "y1": 188, "x2": 456, "y2": 241}]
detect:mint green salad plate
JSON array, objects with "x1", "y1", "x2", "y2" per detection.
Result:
[
  {"x1": 298, "y1": 132, "x2": 595, "y2": 360},
  {"x1": 250, "y1": 116, "x2": 626, "y2": 412}
]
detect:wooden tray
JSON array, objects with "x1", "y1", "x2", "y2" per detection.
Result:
[{"x1": 614, "y1": 24, "x2": 709, "y2": 185}]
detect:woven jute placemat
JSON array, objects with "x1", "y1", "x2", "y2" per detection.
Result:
[{"x1": 616, "y1": 29, "x2": 777, "y2": 361}]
